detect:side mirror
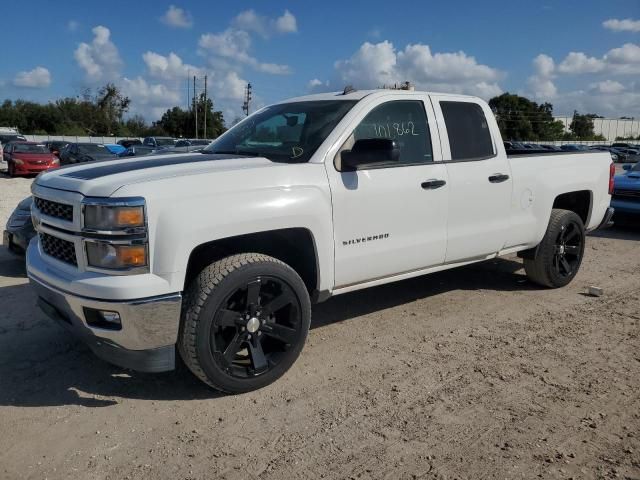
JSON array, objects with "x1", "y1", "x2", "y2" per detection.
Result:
[
  {"x1": 623, "y1": 164, "x2": 632, "y2": 171},
  {"x1": 341, "y1": 138, "x2": 400, "y2": 172}
]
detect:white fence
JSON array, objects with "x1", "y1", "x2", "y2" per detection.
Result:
[
  {"x1": 22, "y1": 135, "x2": 143, "y2": 144},
  {"x1": 553, "y1": 117, "x2": 640, "y2": 142}
]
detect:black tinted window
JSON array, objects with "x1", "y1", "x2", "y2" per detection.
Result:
[
  {"x1": 353, "y1": 101, "x2": 432, "y2": 164},
  {"x1": 440, "y1": 101, "x2": 494, "y2": 160}
]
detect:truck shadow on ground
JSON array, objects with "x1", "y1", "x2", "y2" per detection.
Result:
[
  {"x1": 589, "y1": 224, "x2": 640, "y2": 241},
  {"x1": 0, "y1": 255, "x2": 533, "y2": 407}
]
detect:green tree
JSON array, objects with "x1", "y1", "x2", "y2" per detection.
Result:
[
  {"x1": 489, "y1": 93, "x2": 566, "y2": 141},
  {"x1": 156, "y1": 94, "x2": 225, "y2": 138},
  {"x1": 569, "y1": 111, "x2": 600, "y2": 139}
]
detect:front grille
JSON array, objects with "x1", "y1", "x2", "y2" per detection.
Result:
[
  {"x1": 40, "y1": 233, "x2": 77, "y2": 266},
  {"x1": 34, "y1": 197, "x2": 73, "y2": 222},
  {"x1": 613, "y1": 189, "x2": 640, "y2": 200}
]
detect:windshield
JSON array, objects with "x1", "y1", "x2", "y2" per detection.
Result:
[
  {"x1": 631, "y1": 162, "x2": 640, "y2": 172},
  {"x1": 13, "y1": 144, "x2": 48, "y2": 154},
  {"x1": 204, "y1": 100, "x2": 357, "y2": 162},
  {"x1": 78, "y1": 144, "x2": 109, "y2": 155}
]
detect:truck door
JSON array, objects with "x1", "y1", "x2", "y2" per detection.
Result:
[
  {"x1": 325, "y1": 95, "x2": 449, "y2": 288},
  {"x1": 430, "y1": 95, "x2": 512, "y2": 262}
]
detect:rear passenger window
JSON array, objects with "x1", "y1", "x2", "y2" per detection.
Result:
[
  {"x1": 352, "y1": 100, "x2": 433, "y2": 165},
  {"x1": 440, "y1": 101, "x2": 494, "y2": 161}
]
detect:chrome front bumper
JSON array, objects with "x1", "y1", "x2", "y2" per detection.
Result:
[{"x1": 30, "y1": 274, "x2": 182, "y2": 372}]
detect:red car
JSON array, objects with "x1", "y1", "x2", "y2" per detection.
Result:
[{"x1": 3, "y1": 142, "x2": 60, "y2": 176}]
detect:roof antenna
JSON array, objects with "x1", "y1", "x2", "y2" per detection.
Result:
[{"x1": 342, "y1": 85, "x2": 356, "y2": 95}]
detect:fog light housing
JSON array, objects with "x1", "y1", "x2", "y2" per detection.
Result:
[{"x1": 84, "y1": 308, "x2": 122, "y2": 330}]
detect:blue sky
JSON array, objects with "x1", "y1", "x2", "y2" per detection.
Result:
[{"x1": 1, "y1": 0, "x2": 639, "y2": 123}]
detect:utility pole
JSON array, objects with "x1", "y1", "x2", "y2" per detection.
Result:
[
  {"x1": 186, "y1": 71, "x2": 190, "y2": 111},
  {"x1": 242, "y1": 83, "x2": 252, "y2": 117},
  {"x1": 203, "y1": 75, "x2": 207, "y2": 139},
  {"x1": 193, "y1": 75, "x2": 198, "y2": 139}
]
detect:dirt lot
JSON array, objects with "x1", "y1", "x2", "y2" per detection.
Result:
[{"x1": 0, "y1": 174, "x2": 638, "y2": 480}]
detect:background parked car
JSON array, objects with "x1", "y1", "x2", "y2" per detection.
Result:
[
  {"x1": 59, "y1": 142, "x2": 116, "y2": 165},
  {"x1": 560, "y1": 144, "x2": 590, "y2": 151},
  {"x1": 174, "y1": 139, "x2": 212, "y2": 148},
  {"x1": 117, "y1": 138, "x2": 142, "y2": 148},
  {"x1": 2, "y1": 142, "x2": 60, "y2": 176},
  {"x1": 104, "y1": 143, "x2": 127, "y2": 155},
  {"x1": 614, "y1": 147, "x2": 640, "y2": 164},
  {"x1": 611, "y1": 162, "x2": 640, "y2": 225},
  {"x1": 117, "y1": 145, "x2": 158, "y2": 157},
  {"x1": 43, "y1": 140, "x2": 69, "y2": 157},
  {"x1": 142, "y1": 136, "x2": 175, "y2": 149},
  {"x1": 0, "y1": 134, "x2": 27, "y2": 166},
  {"x1": 3, "y1": 196, "x2": 35, "y2": 253}
]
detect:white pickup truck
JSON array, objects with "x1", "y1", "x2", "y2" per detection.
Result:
[{"x1": 27, "y1": 89, "x2": 615, "y2": 392}]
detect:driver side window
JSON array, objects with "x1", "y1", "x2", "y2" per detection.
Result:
[{"x1": 336, "y1": 100, "x2": 433, "y2": 170}]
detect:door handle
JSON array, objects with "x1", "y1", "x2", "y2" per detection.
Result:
[
  {"x1": 421, "y1": 179, "x2": 447, "y2": 189},
  {"x1": 488, "y1": 173, "x2": 510, "y2": 183}
]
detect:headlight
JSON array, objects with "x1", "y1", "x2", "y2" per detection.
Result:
[
  {"x1": 85, "y1": 241, "x2": 147, "y2": 270},
  {"x1": 84, "y1": 204, "x2": 145, "y2": 231}
]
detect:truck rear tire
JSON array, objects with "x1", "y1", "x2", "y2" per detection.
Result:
[
  {"x1": 524, "y1": 209, "x2": 585, "y2": 288},
  {"x1": 178, "y1": 253, "x2": 311, "y2": 393}
]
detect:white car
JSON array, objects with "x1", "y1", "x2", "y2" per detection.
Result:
[{"x1": 26, "y1": 89, "x2": 614, "y2": 392}]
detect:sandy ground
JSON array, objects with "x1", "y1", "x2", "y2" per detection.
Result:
[{"x1": 0, "y1": 174, "x2": 638, "y2": 480}]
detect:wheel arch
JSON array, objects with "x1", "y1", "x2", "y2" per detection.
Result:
[
  {"x1": 183, "y1": 227, "x2": 321, "y2": 299},
  {"x1": 551, "y1": 190, "x2": 593, "y2": 226}
]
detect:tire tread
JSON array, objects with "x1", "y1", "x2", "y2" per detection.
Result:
[{"x1": 524, "y1": 208, "x2": 584, "y2": 288}]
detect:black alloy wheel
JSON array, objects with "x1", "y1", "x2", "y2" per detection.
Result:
[
  {"x1": 179, "y1": 253, "x2": 311, "y2": 393},
  {"x1": 211, "y1": 275, "x2": 302, "y2": 378},
  {"x1": 524, "y1": 209, "x2": 586, "y2": 288},
  {"x1": 552, "y1": 220, "x2": 583, "y2": 278}
]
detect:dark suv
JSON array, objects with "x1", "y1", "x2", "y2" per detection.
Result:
[{"x1": 143, "y1": 137, "x2": 175, "y2": 149}]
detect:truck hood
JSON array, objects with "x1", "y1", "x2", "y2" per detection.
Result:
[{"x1": 34, "y1": 153, "x2": 278, "y2": 197}]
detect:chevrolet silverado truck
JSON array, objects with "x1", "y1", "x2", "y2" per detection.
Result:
[{"x1": 26, "y1": 90, "x2": 615, "y2": 393}]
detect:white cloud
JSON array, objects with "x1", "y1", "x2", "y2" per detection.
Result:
[
  {"x1": 527, "y1": 54, "x2": 557, "y2": 99},
  {"x1": 160, "y1": 5, "x2": 193, "y2": 29},
  {"x1": 533, "y1": 53, "x2": 555, "y2": 77},
  {"x1": 527, "y1": 77, "x2": 557, "y2": 99},
  {"x1": 231, "y1": 9, "x2": 297, "y2": 37},
  {"x1": 13, "y1": 66, "x2": 51, "y2": 88},
  {"x1": 590, "y1": 80, "x2": 625, "y2": 94},
  {"x1": 199, "y1": 28, "x2": 291, "y2": 75},
  {"x1": 74, "y1": 25, "x2": 123, "y2": 82},
  {"x1": 275, "y1": 10, "x2": 297, "y2": 34},
  {"x1": 143, "y1": 51, "x2": 203, "y2": 80},
  {"x1": 308, "y1": 78, "x2": 330, "y2": 93},
  {"x1": 121, "y1": 50, "x2": 250, "y2": 122},
  {"x1": 603, "y1": 18, "x2": 640, "y2": 33},
  {"x1": 607, "y1": 43, "x2": 640, "y2": 63},
  {"x1": 333, "y1": 41, "x2": 502, "y2": 98},
  {"x1": 558, "y1": 52, "x2": 604, "y2": 74},
  {"x1": 122, "y1": 76, "x2": 183, "y2": 119},
  {"x1": 557, "y1": 43, "x2": 640, "y2": 75}
]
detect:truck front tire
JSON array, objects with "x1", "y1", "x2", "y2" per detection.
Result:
[
  {"x1": 524, "y1": 209, "x2": 586, "y2": 288},
  {"x1": 178, "y1": 253, "x2": 311, "y2": 393}
]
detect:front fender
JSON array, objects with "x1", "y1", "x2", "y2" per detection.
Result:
[{"x1": 115, "y1": 164, "x2": 334, "y2": 294}]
